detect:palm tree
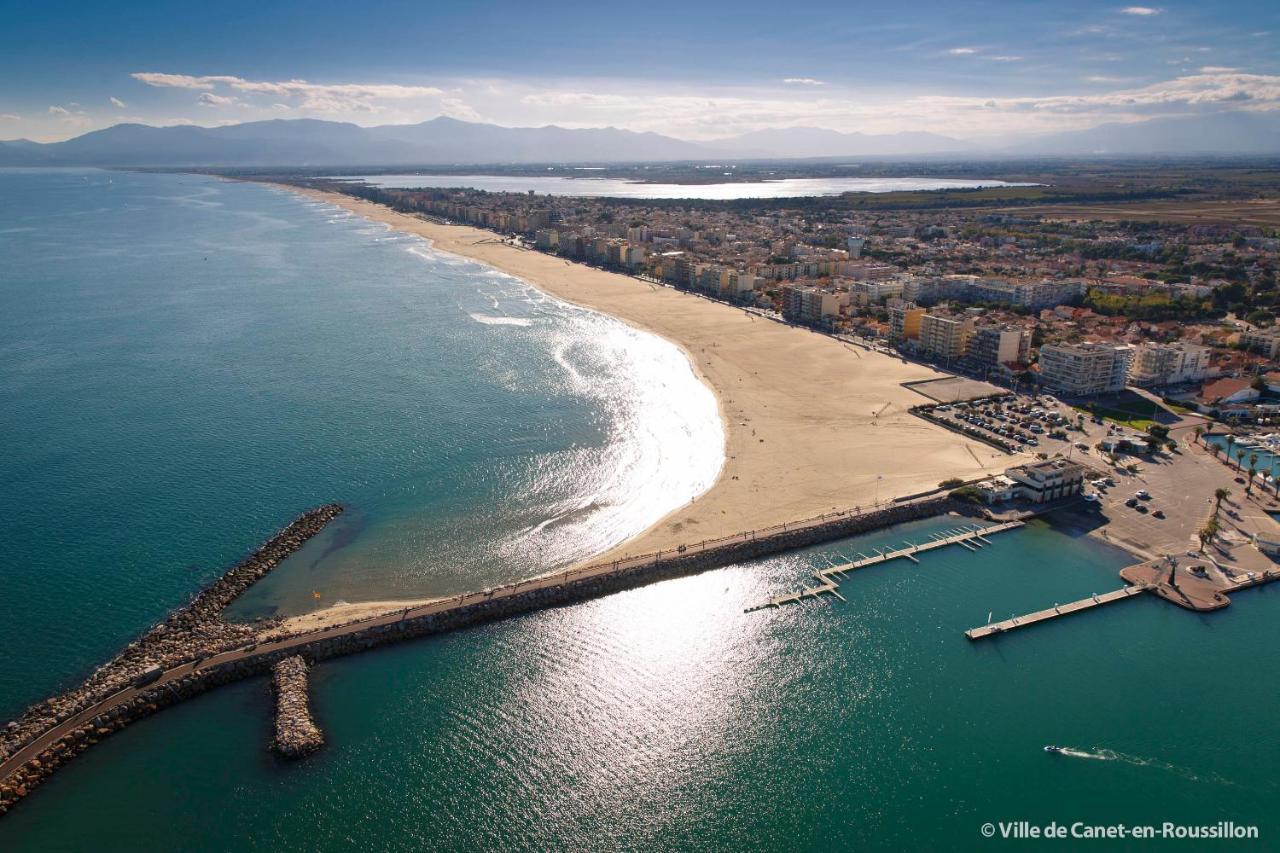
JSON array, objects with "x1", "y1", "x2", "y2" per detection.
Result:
[
  {"x1": 1210, "y1": 444, "x2": 1222, "y2": 461},
  {"x1": 1214, "y1": 487, "x2": 1231, "y2": 514},
  {"x1": 1198, "y1": 516, "x2": 1220, "y2": 553},
  {"x1": 1193, "y1": 426, "x2": 1204, "y2": 446},
  {"x1": 1248, "y1": 454, "x2": 1259, "y2": 494},
  {"x1": 1225, "y1": 434, "x2": 1236, "y2": 464},
  {"x1": 1236, "y1": 448, "x2": 1247, "y2": 470}
]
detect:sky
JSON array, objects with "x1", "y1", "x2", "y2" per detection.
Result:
[{"x1": 1, "y1": 0, "x2": 1277, "y2": 143}]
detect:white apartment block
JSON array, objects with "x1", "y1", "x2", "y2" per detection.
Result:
[
  {"x1": 846, "y1": 278, "x2": 906, "y2": 304},
  {"x1": 1241, "y1": 327, "x2": 1280, "y2": 359},
  {"x1": 1128, "y1": 342, "x2": 1213, "y2": 387},
  {"x1": 1038, "y1": 342, "x2": 1134, "y2": 396},
  {"x1": 901, "y1": 275, "x2": 1083, "y2": 310}
]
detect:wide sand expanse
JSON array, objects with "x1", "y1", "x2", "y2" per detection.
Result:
[{"x1": 286, "y1": 186, "x2": 1011, "y2": 571}]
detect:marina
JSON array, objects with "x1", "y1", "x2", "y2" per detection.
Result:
[{"x1": 747, "y1": 520, "x2": 1024, "y2": 612}]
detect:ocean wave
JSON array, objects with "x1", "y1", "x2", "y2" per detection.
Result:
[{"x1": 469, "y1": 313, "x2": 534, "y2": 327}]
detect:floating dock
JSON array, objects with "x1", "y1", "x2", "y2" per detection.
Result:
[
  {"x1": 747, "y1": 521, "x2": 1024, "y2": 613},
  {"x1": 964, "y1": 584, "x2": 1148, "y2": 640}
]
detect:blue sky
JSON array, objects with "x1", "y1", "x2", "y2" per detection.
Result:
[{"x1": 2, "y1": 0, "x2": 1277, "y2": 141}]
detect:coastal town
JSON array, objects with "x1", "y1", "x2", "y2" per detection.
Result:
[
  {"x1": 4, "y1": 168, "x2": 1279, "y2": 824},
  {"x1": 7, "y1": 0, "x2": 1280, "y2": 843},
  {"x1": 329, "y1": 180, "x2": 1280, "y2": 424}
]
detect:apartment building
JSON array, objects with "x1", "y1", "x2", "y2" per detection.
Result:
[
  {"x1": 901, "y1": 275, "x2": 1083, "y2": 310},
  {"x1": 781, "y1": 284, "x2": 849, "y2": 326},
  {"x1": 1037, "y1": 342, "x2": 1134, "y2": 396},
  {"x1": 889, "y1": 303, "x2": 925, "y2": 343},
  {"x1": 845, "y1": 277, "x2": 906, "y2": 305},
  {"x1": 1241, "y1": 327, "x2": 1280, "y2": 359},
  {"x1": 919, "y1": 313, "x2": 975, "y2": 361},
  {"x1": 1128, "y1": 341, "x2": 1213, "y2": 387},
  {"x1": 968, "y1": 279, "x2": 1085, "y2": 310},
  {"x1": 967, "y1": 324, "x2": 1032, "y2": 370}
]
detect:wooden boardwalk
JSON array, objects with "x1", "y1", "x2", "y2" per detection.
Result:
[
  {"x1": 746, "y1": 521, "x2": 1024, "y2": 613},
  {"x1": 964, "y1": 584, "x2": 1149, "y2": 640}
]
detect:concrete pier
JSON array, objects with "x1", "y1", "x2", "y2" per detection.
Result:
[
  {"x1": 747, "y1": 521, "x2": 1024, "y2": 613},
  {"x1": 964, "y1": 585, "x2": 1149, "y2": 640}
]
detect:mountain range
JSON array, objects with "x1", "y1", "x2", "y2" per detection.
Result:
[{"x1": 2, "y1": 113, "x2": 1276, "y2": 167}]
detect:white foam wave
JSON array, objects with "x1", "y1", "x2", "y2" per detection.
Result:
[{"x1": 469, "y1": 313, "x2": 534, "y2": 327}]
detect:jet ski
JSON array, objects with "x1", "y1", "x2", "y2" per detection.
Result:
[{"x1": 1043, "y1": 745, "x2": 1064, "y2": 754}]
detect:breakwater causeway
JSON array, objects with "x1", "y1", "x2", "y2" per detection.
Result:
[
  {"x1": 0, "y1": 494, "x2": 969, "y2": 815},
  {"x1": 0, "y1": 504, "x2": 344, "y2": 813},
  {"x1": 271, "y1": 657, "x2": 323, "y2": 758}
]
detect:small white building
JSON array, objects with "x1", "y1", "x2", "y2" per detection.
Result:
[{"x1": 1005, "y1": 459, "x2": 1085, "y2": 503}]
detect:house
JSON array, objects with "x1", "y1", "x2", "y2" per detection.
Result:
[
  {"x1": 974, "y1": 475, "x2": 1018, "y2": 503},
  {"x1": 1194, "y1": 377, "x2": 1260, "y2": 413}
]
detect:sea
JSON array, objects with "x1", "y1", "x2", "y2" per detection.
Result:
[
  {"x1": 1, "y1": 169, "x2": 1277, "y2": 851},
  {"x1": 336, "y1": 174, "x2": 1036, "y2": 200}
]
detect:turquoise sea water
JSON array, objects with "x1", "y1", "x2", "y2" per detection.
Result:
[{"x1": 3, "y1": 170, "x2": 1279, "y2": 851}]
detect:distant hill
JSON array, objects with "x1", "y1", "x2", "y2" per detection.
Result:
[
  {"x1": 0, "y1": 117, "x2": 710, "y2": 167},
  {"x1": 2, "y1": 113, "x2": 1277, "y2": 167},
  {"x1": 1007, "y1": 112, "x2": 1280, "y2": 156}
]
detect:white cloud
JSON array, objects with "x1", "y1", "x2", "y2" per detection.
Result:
[
  {"x1": 0, "y1": 113, "x2": 19, "y2": 121},
  {"x1": 130, "y1": 73, "x2": 229, "y2": 90},
  {"x1": 23, "y1": 67, "x2": 1262, "y2": 144},
  {"x1": 984, "y1": 55, "x2": 1024, "y2": 62},
  {"x1": 946, "y1": 47, "x2": 979, "y2": 55},
  {"x1": 1120, "y1": 6, "x2": 1163, "y2": 15},
  {"x1": 439, "y1": 96, "x2": 481, "y2": 121},
  {"x1": 131, "y1": 71, "x2": 444, "y2": 114},
  {"x1": 109, "y1": 96, "x2": 127, "y2": 109},
  {"x1": 197, "y1": 92, "x2": 237, "y2": 107},
  {"x1": 513, "y1": 71, "x2": 1280, "y2": 140},
  {"x1": 46, "y1": 104, "x2": 92, "y2": 128},
  {"x1": 783, "y1": 77, "x2": 825, "y2": 86}
]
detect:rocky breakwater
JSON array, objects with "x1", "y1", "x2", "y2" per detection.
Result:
[
  {"x1": 273, "y1": 496, "x2": 976, "y2": 668},
  {"x1": 0, "y1": 504, "x2": 343, "y2": 814},
  {"x1": 271, "y1": 657, "x2": 323, "y2": 758}
]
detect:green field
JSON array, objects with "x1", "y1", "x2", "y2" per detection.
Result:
[{"x1": 1073, "y1": 393, "x2": 1173, "y2": 430}]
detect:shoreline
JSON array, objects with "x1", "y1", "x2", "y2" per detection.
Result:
[{"x1": 279, "y1": 184, "x2": 1014, "y2": 622}]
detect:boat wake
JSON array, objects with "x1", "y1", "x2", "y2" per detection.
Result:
[
  {"x1": 1056, "y1": 747, "x2": 1114, "y2": 760},
  {"x1": 1052, "y1": 747, "x2": 1238, "y2": 786}
]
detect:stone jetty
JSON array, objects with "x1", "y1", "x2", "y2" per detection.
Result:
[
  {"x1": 271, "y1": 657, "x2": 323, "y2": 758},
  {"x1": 2, "y1": 494, "x2": 970, "y2": 816},
  {"x1": 0, "y1": 504, "x2": 343, "y2": 814}
]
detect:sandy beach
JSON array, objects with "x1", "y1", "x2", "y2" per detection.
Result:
[{"x1": 281, "y1": 186, "x2": 1013, "y2": 621}]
